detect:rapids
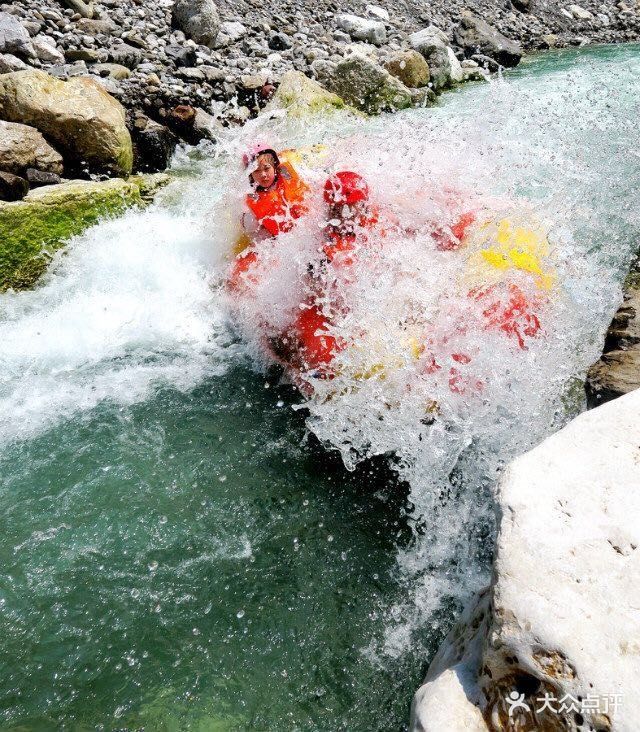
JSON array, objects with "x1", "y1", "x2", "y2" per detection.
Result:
[{"x1": 1, "y1": 45, "x2": 639, "y2": 730}]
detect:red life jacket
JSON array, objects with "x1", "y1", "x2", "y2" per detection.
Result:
[{"x1": 245, "y1": 161, "x2": 309, "y2": 238}]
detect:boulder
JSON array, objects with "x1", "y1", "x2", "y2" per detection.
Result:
[
  {"x1": 411, "y1": 388, "x2": 640, "y2": 731},
  {"x1": 172, "y1": 0, "x2": 220, "y2": 48},
  {"x1": 384, "y1": 50, "x2": 430, "y2": 88},
  {"x1": 25, "y1": 168, "x2": 61, "y2": 188},
  {"x1": 264, "y1": 70, "x2": 349, "y2": 116},
  {"x1": 0, "y1": 12, "x2": 35, "y2": 59},
  {"x1": 455, "y1": 11, "x2": 523, "y2": 67},
  {"x1": 165, "y1": 104, "x2": 220, "y2": 143},
  {"x1": 31, "y1": 35, "x2": 64, "y2": 64},
  {"x1": 586, "y1": 277, "x2": 640, "y2": 407},
  {"x1": 0, "y1": 175, "x2": 169, "y2": 290},
  {"x1": 0, "y1": 70, "x2": 133, "y2": 176},
  {"x1": 76, "y1": 18, "x2": 116, "y2": 35},
  {"x1": 215, "y1": 20, "x2": 247, "y2": 47},
  {"x1": 320, "y1": 54, "x2": 412, "y2": 114},
  {"x1": 0, "y1": 53, "x2": 28, "y2": 73},
  {"x1": 409, "y1": 26, "x2": 456, "y2": 91},
  {"x1": 107, "y1": 42, "x2": 142, "y2": 69},
  {"x1": 0, "y1": 171, "x2": 29, "y2": 202},
  {"x1": 0, "y1": 120, "x2": 64, "y2": 176},
  {"x1": 130, "y1": 113, "x2": 178, "y2": 173},
  {"x1": 336, "y1": 14, "x2": 387, "y2": 46}
]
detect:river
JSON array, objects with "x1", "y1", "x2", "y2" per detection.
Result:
[{"x1": 1, "y1": 44, "x2": 639, "y2": 730}]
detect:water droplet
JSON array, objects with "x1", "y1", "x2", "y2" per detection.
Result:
[
  {"x1": 192, "y1": 627, "x2": 201, "y2": 635},
  {"x1": 219, "y1": 475, "x2": 227, "y2": 482},
  {"x1": 327, "y1": 535, "x2": 334, "y2": 542},
  {"x1": 276, "y1": 400, "x2": 284, "y2": 407},
  {"x1": 341, "y1": 552, "x2": 347, "y2": 561},
  {"x1": 148, "y1": 561, "x2": 158, "y2": 572},
  {"x1": 236, "y1": 609, "x2": 245, "y2": 619},
  {"x1": 303, "y1": 499, "x2": 309, "y2": 506},
  {"x1": 159, "y1": 516, "x2": 168, "y2": 525}
]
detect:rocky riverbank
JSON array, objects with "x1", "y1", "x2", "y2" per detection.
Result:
[{"x1": 2, "y1": 0, "x2": 639, "y2": 171}]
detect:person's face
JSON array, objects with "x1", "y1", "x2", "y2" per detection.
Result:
[{"x1": 251, "y1": 154, "x2": 277, "y2": 188}]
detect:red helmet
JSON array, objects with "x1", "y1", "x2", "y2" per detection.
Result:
[{"x1": 323, "y1": 171, "x2": 369, "y2": 206}]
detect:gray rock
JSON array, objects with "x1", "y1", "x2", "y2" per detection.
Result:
[
  {"x1": 48, "y1": 61, "x2": 88, "y2": 78},
  {"x1": 0, "y1": 171, "x2": 29, "y2": 201},
  {"x1": 409, "y1": 26, "x2": 455, "y2": 91},
  {"x1": 336, "y1": 14, "x2": 386, "y2": 46},
  {"x1": 59, "y1": 0, "x2": 94, "y2": 19},
  {"x1": 0, "y1": 52, "x2": 28, "y2": 72},
  {"x1": 91, "y1": 62, "x2": 131, "y2": 80},
  {"x1": 0, "y1": 120, "x2": 64, "y2": 176},
  {"x1": 32, "y1": 35, "x2": 64, "y2": 63},
  {"x1": 172, "y1": 0, "x2": 219, "y2": 48},
  {"x1": 130, "y1": 113, "x2": 177, "y2": 172},
  {"x1": 107, "y1": 42, "x2": 142, "y2": 68},
  {"x1": 76, "y1": 18, "x2": 116, "y2": 35},
  {"x1": 269, "y1": 31, "x2": 293, "y2": 50},
  {"x1": 0, "y1": 11, "x2": 35, "y2": 58},
  {"x1": 164, "y1": 43, "x2": 197, "y2": 67},
  {"x1": 25, "y1": 168, "x2": 62, "y2": 187},
  {"x1": 176, "y1": 66, "x2": 205, "y2": 81},
  {"x1": 216, "y1": 20, "x2": 247, "y2": 46},
  {"x1": 454, "y1": 10, "x2": 522, "y2": 67},
  {"x1": 320, "y1": 53, "x2": 412, "y2": 114}
]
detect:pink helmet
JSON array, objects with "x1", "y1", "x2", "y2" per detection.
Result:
[{"x1": 242, "y1": 143, "x2": 279, "y2": 168}]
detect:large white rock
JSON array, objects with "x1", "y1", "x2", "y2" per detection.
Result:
[{"x1": 412, "y1": 388, "x2": 640, "y2": 731}]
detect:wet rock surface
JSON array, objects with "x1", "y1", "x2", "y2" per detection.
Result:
[
  {"x1": 411, "y1": 388, "x2": 640, "y2": 731},
  {"x1": 586, "y1": 265, "x2": 640, "y2": 407}
]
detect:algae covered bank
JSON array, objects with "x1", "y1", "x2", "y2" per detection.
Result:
[{"x1": 1, "y1": 45, "x2": 639, "y2": 731}]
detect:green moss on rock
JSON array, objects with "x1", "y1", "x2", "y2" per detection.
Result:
[
  {"x1": 264, "y1": 70, "x2": 355, "y2": 117},
  {"x1": 0, "y1": 174, "x2": 170, "y2": 290}
]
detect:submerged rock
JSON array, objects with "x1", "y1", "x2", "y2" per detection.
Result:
[
  {"x1": 455, "y1": 11, "x2": 523, "y2": 67},
  {"x1": 0, "y1": 70, "x2": 132, "y2": 177},
  {"x1": 0, "y1": 120, "x2": 64, "y2": 177},
  {"x1": 411, "y1": 388, "x2": 640, "y2": 731},
  {"x1": 264, "y1": 70, "x2": 348, "y2": 116},
  {"x1": 0, "y1": 174, "x2": 169, "y2": 290}
]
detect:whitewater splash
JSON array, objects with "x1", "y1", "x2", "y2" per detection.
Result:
[{"x1": 1, "y1": 46, "x2": 639, "y2": 673}]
